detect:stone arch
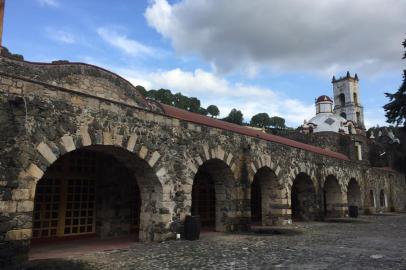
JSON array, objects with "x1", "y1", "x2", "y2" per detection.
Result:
[
  {"x1": 30, "y1": 144, "x2": 166, "y2": 244},
  {"x1": 290, "y1": 172, "x2": 318, "y2": 221},
  {"x1": 16, "y1": 128, "x2": 171, "y2": 247},
  {"x1": 191, "y1": 158, "x2": 236, "y2": 232},
  {"x1": 323, "y1": 175, "x2": 346, "y2": 218},
  {"x1": 250, "y1": 167, "x2": 281, "y2": 226},
  {"x1": 347, "y1": 178, "x2": 361, "y2": 211}
]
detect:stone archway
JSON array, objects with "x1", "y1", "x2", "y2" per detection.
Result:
[
  {"x1": 291, "y1": 173, "x2": 317, "y2": 221},
  {"x1": 31, "y1": 145, "x2": 164, "y2": 244},
  {"x1": 250, "y1": 167, "x2": 279, "y2": 226},
  {"x1": 347, "y1": 178, "x2": 361, "y2": 212},
  {"x1": 191, "y1": 159, "x2": 235, "y2": 232},
  {"x1": 323, "y1": 175, "x2": 345, "y2": 218}
]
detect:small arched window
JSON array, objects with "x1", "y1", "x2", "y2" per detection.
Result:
[
  {"x1": 353, "y1": 92, "x2": 358, "y2": 104},
  {"x1": 339, "y1": 93, "x2": 345, "y2": 106},
  {"x1": 356, "y1": 112, "x2": 361, "y2": 124},
  {"x1": 340, "y1": 112, "x2": 347, "y2": 119}
]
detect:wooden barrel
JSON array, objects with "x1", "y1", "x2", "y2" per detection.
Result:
[
  {"x1": 348, "y1": 205, "x2": 358, "y2": 218},
  {"x1": 184, "y1": 215, "x2": 201, "y2": 240}
]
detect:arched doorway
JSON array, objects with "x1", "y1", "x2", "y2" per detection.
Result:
[
  {"x1": 323, "y1": 175, "x2": 344, "y2": 218},
  {"x1": 380, "y1": 190, "x2": 387, "y2": 208},
  {"x1": 191, "y1": 159, "x2": 235, "y2": 232},
  {"x1": 291, "y1": 173, "x2": 317, "y2": 221},
  {"x1": 31, "y1": 145, "x2": 163, "y2": 249},
  {"x1": 250, "y1": 167, "x2": 278, "y2": 226},
  {"x1": 32, "y1": 148, "x2": 141, "y2": 241},
  {"x1": 347, "y1": 178, "x2": 361, "y2": 211}
]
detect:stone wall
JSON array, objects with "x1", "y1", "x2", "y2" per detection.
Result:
[{"x1": 0, "y1": 56, "x2": 405, "y2": 267}]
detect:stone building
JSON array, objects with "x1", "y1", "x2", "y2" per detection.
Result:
[{"x1": 0, "y1": 50, "x2": 405, "y2": 267}]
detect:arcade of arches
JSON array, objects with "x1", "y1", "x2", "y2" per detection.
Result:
[{"x1": 323, "y1": 175, "x2": 345, "y2": 218}]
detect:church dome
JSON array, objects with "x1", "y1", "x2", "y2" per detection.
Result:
[{"x1": 316, "y1": 95, "x2": 333, "y2": 103}]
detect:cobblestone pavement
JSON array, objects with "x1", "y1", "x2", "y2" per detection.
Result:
[{"x1": 27, "y1": 213, "x2": 406, "y2": 270}]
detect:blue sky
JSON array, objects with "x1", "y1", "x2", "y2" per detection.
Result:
[{"x1": 4, "y1": 0, "x2": 406, "y2": 128}]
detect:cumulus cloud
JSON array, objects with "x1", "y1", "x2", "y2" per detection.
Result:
[
  {"x1": 37, "y1": 0, "x2": 59, "y2": 7},
  {"x1": 97, "y1": 27, "x2": 155, "y2": 57},
  {"x1": 145, "y1": 0, "x2": 406, "y2": 75},
  {"x1": 119, "y1": 67, "x2": 314, "y2": 125}
]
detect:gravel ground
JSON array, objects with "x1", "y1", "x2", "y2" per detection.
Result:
[{"x1": 24, "y1": 213, "x2": 406, "y2": 270}]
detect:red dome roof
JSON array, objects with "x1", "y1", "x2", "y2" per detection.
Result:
[{"x1": 316, "y1": 95, "x2": 333, "y2": 103}]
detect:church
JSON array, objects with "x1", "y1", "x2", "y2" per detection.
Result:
[{"x1": 301, "y1": 72, "x2": 364, "y2": 135}]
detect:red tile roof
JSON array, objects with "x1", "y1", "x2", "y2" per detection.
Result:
[{"x1": 160, "y1": 104, "x2": 350, "y2": 161}]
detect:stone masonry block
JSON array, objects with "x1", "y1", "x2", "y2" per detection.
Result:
[
  {"x1": 139, "y1": 146, "x2": 148, "y2": 160},
  {"x1": 127, "y1": 133, "x2": 138, "y2": 152},
  {"x1": 36, "y1": 142, "x2": 57, "y2": 164},
  {"x1": 11, "y1": 189, "x2": 30, "y2": 201},
  {"x1": 148, "y1": 151, "x2": 161, "y2": 168},
  {"x1": 16, "y1": 200, "x2": 34, "y2": 212},
  {"x1": 61, "y1": 135, "x2": 76, "y2": 153},
  {"x1": 80, "y1": 126, "x2": 92, "y2": 146},
  {"x1": 26, "y1": 163, "x2": 44, "y2": 180},
  {"x1": 5, "y1": 229, "x2": 32, "y2": 241},
  {"x1": 0, "y1": 201, "x2": 17, "y2": 213}
]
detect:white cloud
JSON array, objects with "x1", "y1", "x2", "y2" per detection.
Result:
[
  {"x1": 47, "y1": 29, "x2": 75, "y2": 44},
  {"x1": 119, "y1": 67, "x2": 314, "y2": 126},
  {"x1": 145, "y1": 0, "x2": 406, "y2": 75},
  {"x1": 97, "y1": 27, "x2": 155, "y2": 57},
  {"x1": 37, "y1": 0, "x2": 59, "y2": 7}
]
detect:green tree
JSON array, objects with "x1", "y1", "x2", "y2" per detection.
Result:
[
  {"x1": 207, "y1": 105, "x2": 220, "y2": 118},
  {"x1": 148, "y1": 89, "x2": 174, "y2": 105},
  {"x1": 384, "y1": 38, "x2": 406, "y2": 126},
  {"x1": 135, "y1": 85, "x2": 147, "y2": 97},
  {"x1": 250, "y1": 113, "x2": 271, "y2": 128},
  {"x1": 269, "y1": 116, "x2": 286, "y2": 129},
  {"x1": 223, "y1": 108, "x2": 244, "y2": 125}
]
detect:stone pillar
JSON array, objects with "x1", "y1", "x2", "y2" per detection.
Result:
[{"x1": 0, "y1": 0, "x2": 4, "y2": 47}]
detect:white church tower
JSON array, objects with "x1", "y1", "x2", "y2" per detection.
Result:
[{"x1": 332, "y1": 71, "x2": 365, "y2": 129}]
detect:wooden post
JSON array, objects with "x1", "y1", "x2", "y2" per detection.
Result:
[{"x1": 0, "y1": 0, "x2": 4, "y2": 47}]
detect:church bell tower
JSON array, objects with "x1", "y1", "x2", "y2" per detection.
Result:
[{"x1": 332, "y1": 71, "x2": 365, "y2": 129}]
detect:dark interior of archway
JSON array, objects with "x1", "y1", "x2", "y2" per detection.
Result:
[
  {"x1": 291, "y1": 173, "x2": 317, "y2": 221},
  {"x1": 191, "y1": 171, "x2": 215, "y2": 229},
  {"x1": 32, "y1": 149, "x2": 141, "y2": 242},
  {"x1": 250, "y1": 177, "x2": 262, "y2": 224},
  {"x1": 380, "y1": 190, "x2": 385, "y2": 207},
  {"x1": 323, "y1": 176, "x2": 342, "y2": 218},
  {"x1": 347, "y1": 179, "x2": 361, "y2": 208}
]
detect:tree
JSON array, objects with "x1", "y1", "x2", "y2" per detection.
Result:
[
  {"x1": 384, "y1": 38, "x2": 406, "y2": 126},
  {"x1": 269, "y1": 116, "x2": 286, "y2": 129},
  {"x1": 223, "y1": 108, "x2": 243, "y2": 125},
  {"x1": 250, "y1": 113, "x2": 271, "y2": 128},
  {"x1": 135, "y1": 85, "x2": 147, "y2": 97},
  {"x1": 148, "y1": 89, "x2": 174, "y2": 105},
  {"x1": 207, "y1": 105, "x2": 220, "y2": 118}
]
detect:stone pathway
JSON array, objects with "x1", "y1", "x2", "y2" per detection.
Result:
[{"x1": 25, "y1": 213, "x2": 406, "y2": 270}]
